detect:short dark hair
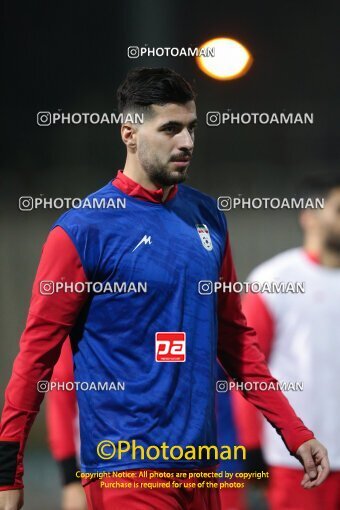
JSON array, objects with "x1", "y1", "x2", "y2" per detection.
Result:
[
  {"x1": 298, "y1": 172, "x2": 340, "y2": 201},
  {"x1": 117, "y1": 67, "x2": 196, "y2": 117}
]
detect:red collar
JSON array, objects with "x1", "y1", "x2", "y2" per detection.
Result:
[
  {"x1": 305, "y1": 250, "x2": 320, "y2": 265},
  {"x1": 112, "y1": 170, "x2": 178, "y2": 203}
]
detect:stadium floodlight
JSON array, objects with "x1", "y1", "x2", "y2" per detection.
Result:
[{"x1": 196, "y1": 37, "x2": 253, "y2": 80}]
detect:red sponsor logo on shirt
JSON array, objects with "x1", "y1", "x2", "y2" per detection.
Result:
[{"x1": 155, "y1": 332, "x2": 186, "y2": 362}]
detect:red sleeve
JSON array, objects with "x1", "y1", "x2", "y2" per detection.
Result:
[
  {"x1": 217, "y1": 233, "x2": 314, "y2": 456},
  {"x1": 0, "y1": 226, "x2": 88, "y2": 490},
  {"x1": 46, "y1": 339, "x2": 78, "y2": 461},
  {"x1": 232, "y1": 292, "x2": 274, "y2": 449}
]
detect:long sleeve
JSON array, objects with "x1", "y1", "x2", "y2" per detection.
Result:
[
  {"x1": 217, "y1": 233, "x2": 314, "y2": 456},
  {"x1": 46, "y1": 338, "x2": 80, "y2": 485},
  {"x1": 0, "y1": 227, "x2": 88, "y2": 490},
  {"x1": 232, "y1": 292, "x2": 275, "y2": 450}
]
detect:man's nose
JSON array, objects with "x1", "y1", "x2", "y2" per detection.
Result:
[{"x1": 177, "y1": 129, "x2": 194, "y2": 151}]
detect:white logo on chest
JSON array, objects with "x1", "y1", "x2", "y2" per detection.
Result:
[{"x1": 132, "y1": 235, "x2": 152, "y2": 252}]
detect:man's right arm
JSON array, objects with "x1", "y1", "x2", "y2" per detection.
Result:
[
  {"x1": 46, "y1": 339, "x2": 80, "y2": 485},
  {"x1": 0, "y1": 227, "x2": 88, "y2": 496}
]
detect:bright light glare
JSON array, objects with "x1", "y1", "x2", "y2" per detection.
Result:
[{"x1": 196, "y1": 37, "x2": 253, "y2": 80}]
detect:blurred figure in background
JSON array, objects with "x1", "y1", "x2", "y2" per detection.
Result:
[
  {"x1": 234, "y1": 173, "x2": 340, "y2": 510},
  {"x1": 46, "y1": 340, "x2": 87, "y2": 510}
]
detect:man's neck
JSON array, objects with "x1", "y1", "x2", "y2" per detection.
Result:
[
  {"x1": 319, "y1": 249, "x2": 340, "y2": 268},
  {"x1": 304, "y1": 240, "x2": 340, "y2": 268},
  {"x1": 123, "y1": 160, "x2": 173, "y2": 202}
]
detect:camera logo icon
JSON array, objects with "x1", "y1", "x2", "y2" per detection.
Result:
[
  {"x1": 217, "y1": 196, "x2": 232, "y2": 211},
  {"x1": 206, "y1": 112, "x2": 221, "y2": 126},
  {"x1": 40, "y1": 281, "x2": 55, "y2": 295},
  {"x1": 198, "y1": 280, "x2": 213, "y2": 295},
  {"x1": 37, "y1": 380, "x2": 49, "y2": 393},
  {"x1": 19, "y1": 196, "x2": 34, "y2": 211},
  {"x1": 216, "y1": 380, "x2": 228, "y2": 392},
  {"x1": 127, "y1": 46, "x2": 139, "y2": 59},
  {"x1": 37, "y1": 111, "x2": 51, "y2": 126}
]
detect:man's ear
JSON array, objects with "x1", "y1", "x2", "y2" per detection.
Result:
[{"x1": 121, "y1": 123, "x2": 137, "y2": 152}]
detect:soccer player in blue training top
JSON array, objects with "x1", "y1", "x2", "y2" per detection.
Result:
[{"x1": 0, "y1": 68, "x2": 329, "y2": 510}]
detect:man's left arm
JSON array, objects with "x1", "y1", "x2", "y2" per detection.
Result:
[{"x1": 217, "y1": 232, "x2": 329, "y2": 488}]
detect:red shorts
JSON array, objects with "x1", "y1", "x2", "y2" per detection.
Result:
[
  {"x1": 84, "y1": 468, "x2": 221, "y2": 510},
  {"x1": 267, "y1": 466, "x2": 340, "y2": 510},
  {"x1": 219, "y1": 487, "x2": 246, "y2": 510}
]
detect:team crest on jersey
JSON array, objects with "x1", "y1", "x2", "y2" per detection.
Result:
[{"x1": 196, "y1": 224, "x2": 213, "y2": 251}]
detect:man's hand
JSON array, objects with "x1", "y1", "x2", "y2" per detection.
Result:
[
  {"x1": 62, "y1": 482, "x2": 87, "y2": 510},
  {"x1": 296, "y1": 439, "x2": 330, "y2": 489},
  {"x1": 0, "y1": 489, "x2": 23, "y2": 510}
]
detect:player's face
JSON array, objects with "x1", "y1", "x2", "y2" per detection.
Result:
[
  {"x1": 318, "y1": 188, "x2": 340, "y2": 253},
  {"x1": 136, "y1": 101, "x2": 197, "y2": 186}
]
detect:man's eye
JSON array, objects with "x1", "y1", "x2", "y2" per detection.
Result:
[{"x1": 164, "y1": 126, "x2": 175, "y2": 133}]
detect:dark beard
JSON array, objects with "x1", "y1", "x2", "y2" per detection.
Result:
[
  {"x1": 138, "y1": 138, "x2": 191, "y2": 187},
  {"x1": 145, "y1": 164, "x2": 189, "y2": 187},
  {"x1": 324, "y1": 235, "x2": 340, "y2": 254}
]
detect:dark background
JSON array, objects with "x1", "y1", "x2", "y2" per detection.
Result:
[{"x1": 1, "y1": 1, "x2": 339, "y2": 508}]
